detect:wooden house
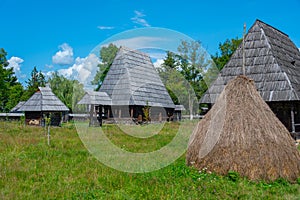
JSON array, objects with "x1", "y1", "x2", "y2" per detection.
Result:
[
  {"x1": 79, "y1": 46, "x2": 175, "y2": 123},
  {"x1": 174, "y1": 105, "x2": 185, "y2": 121},
  {"x1": 77, "y1": 91, "x2": 112, "y2": 126},
  {"x1": 18, "y1": 86, "x2": 69, "y2": 126},
  {"x1": 201, "y1": 19, "x2": 300, "y2": 137}
]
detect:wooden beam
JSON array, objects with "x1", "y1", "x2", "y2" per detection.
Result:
[
  {"x1": 159, "y1": 112, "x2": 162, "y2": 122},
  {"x1": 130, "y1": 107, "x2": 133, "y2": 118},
  {"x1": 89, "y1": 104, "x2": 94, "y2": 126},
  {"x1": 242, "y1": 23, "x2": 246, "y2": 76},
  {"x1": 291, "y1": 105, "x2": 295, "y2": 133},
  {"x1": 119, "y1": 109, "x2": 122, "y2": 118}
]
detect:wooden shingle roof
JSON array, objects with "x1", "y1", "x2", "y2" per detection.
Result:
[
  {"x1": 18, "y1": 87, "x2": 69, "y2": 112},
  {"x1": 10, "y1": 101, "x2": 25, "y2": 113},
  {"x1": 77, "y1": 91, "x2": 112, "y2": 105},
  {"x1": 99, "y1": 47, "x2": 175, "y2": 108},
  {"x1": 174, "y1": 105, "x2": 186, "y2": 111},
  {"x1": 201, "y1": 19, "x2": 300, "y2": 104}
]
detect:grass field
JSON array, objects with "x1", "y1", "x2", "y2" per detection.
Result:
[{"x1": 0, "y1": 121, "x2": 299, "y2": 199}]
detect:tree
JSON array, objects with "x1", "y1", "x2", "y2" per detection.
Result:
[
  {"x1": 159, "y1": 65, "x2": 191, "y2": 112},
  {"x1": 162, "y1": 51, "x2": 179, "y2": 70},
  {"x1": 92, "y1": 43, "x2": 119, "y2": 90},
  {"x1": 158, "y1": 51, "x2": 182, "y2": 105},
  {"x1": 177, "y1": 40, "x2": 210, "y2": 119},
  {"x1": 211, "y1": 37, "x2": 242, "y2": 70},
  {"x1": 48, "y1": 71, "x2": 85, "y2": 112},
  {"x1": 0, "y1": 48, "x2": 23, "y2": 112},
  {"x1": 6, "y1": 84, "x2": 24, "y2": 111},
  {"x1": 22, "y1": 66, "x2": 46, "y2": 100}
]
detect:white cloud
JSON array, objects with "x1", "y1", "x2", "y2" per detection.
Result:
[
  {"x1": 131, "y1": 10, "x2": 150, "y2": 27},
  {"x1": 45, "y1": 71, "x2": 54, "y2": 78},
  {"x1": 153, "y1": 59, "x2": 164, "y2": 69},
  {"x1": 57, "y1": 53, "x2": 100, "y2": 86},
  {"x1": 7, "y1": 56, "x2": 23, "y2": 74},
  {"x1": 97, "y1": 26, "x2": 115, "y2": 30},
  {"x1": 45, "y1": 64, "x2": 54, "y2": 69},
  {"x1": 7, "y1": 56, "x2": 26, "y2": 79},
  {"x1": 52, "y1": 43, "x2": 74, "y2": 65}
]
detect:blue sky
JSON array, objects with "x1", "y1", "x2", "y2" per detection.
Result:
[{"x1": 2, "y1": 0, "x2": 300, "y2": 87}]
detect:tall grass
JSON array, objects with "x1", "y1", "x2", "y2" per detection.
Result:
[{"x1": 0, "y1": 121, "x2": 299, "y2": 199}]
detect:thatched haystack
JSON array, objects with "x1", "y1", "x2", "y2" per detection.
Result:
[{"x1": 187, "y1": 75, "x2": 300, "y2": 182}]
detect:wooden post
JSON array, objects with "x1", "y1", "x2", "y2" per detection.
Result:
[
  {"x1": 119, "y1": 109, "x2": 122, "y2": 118},
  {"x1": 98, "y1": 105, "x2": 102, "y2": 127},
  {"x1": 291, "y1": 105, "x2": 296, "y2": 133},
  {"x1": 242, "y1": 23, "x2": 246, "y2": 76},
  {"x1": 130, "y1": 107, "x2": 133, "y2": 118},
  {"x1": 89, "y1": 104, "x2": 94, "y2": 126},
  {"x1": 47, "y1": 124, "x2": 50, "y2": 146},
  {"x1": 159, "y1": 112, "x2": 162, "y2": 122},
  {"x1": 45, "y1": 114, "x2": 51, "y2": 146}
]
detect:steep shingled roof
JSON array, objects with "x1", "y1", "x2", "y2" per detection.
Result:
[
  {"x1": 99, "y1": 47, "x2": 175, "y2": 108},
  {"x1": 201, "y1": 19, "x2": 300, "y2": 104},
  {"x1": 18, "y1": 87, "x2": 69, "y2": 112}
]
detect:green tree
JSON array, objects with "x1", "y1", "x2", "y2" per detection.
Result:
[
  {"x1": 158, "y1": 49, "x2": 200, "y2": 119},
  {"x1": 6, "y1": 84, "x2": 24, "y2": 111},
  {"x1": 22, "y1": 66, "x2": 46, "y2": 100},
  {"x1": 159, "y1": 66, "x2": 191, "y2": 111},
  {"x1": 211, "y1": 37, "x2": 242, "y2": 70},
  {"x1": 92, "y1": 43, "x2": 119, "y2": 90},
  {"x1": 48, "y1": 71, "x2": 85, "y2": 112},
  {"x1": 158, "y1": 51, "x2": 182, "y2": 105},
  {"x1": 177, "y1": 40, "x2": 210, "y2": 119},
  {"x1": 162, "y1": 51, "x2": 179, "y2": 70},
  {"x1": 0, "y1": 48, "x2": 23, "y2": 112}
]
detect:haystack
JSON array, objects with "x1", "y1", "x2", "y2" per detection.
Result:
[{"x1": 187, "y1": 75, "x2": 300, "y2": 182}]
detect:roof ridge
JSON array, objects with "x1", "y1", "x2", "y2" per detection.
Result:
[
  {"x1": 257, "y1": 20, "x2": 299, "y2": 99},
  {"x1": 259, "y1": 27, "x2": 294, "y2": 92},
  {"x1": 125, "y1": 62, "x2": 135, "y2": 104},
  {"x1": 120, "y1": 46, "x2": 149, "y2": 57},
  {"x1": 255, "y1": 19, "x2": 289, "y2": 37},
  {"x1": 40, "y1": 87, "x2": 69, "y2": 110}
]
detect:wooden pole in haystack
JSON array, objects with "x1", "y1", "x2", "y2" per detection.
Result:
[{"x1": 242, "y1": 23, "x2": 246, "y2": 76}]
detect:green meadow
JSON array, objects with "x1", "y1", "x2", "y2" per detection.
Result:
[{"x1": 0, "y1": 121, "x2": 299, "y2": 199}]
